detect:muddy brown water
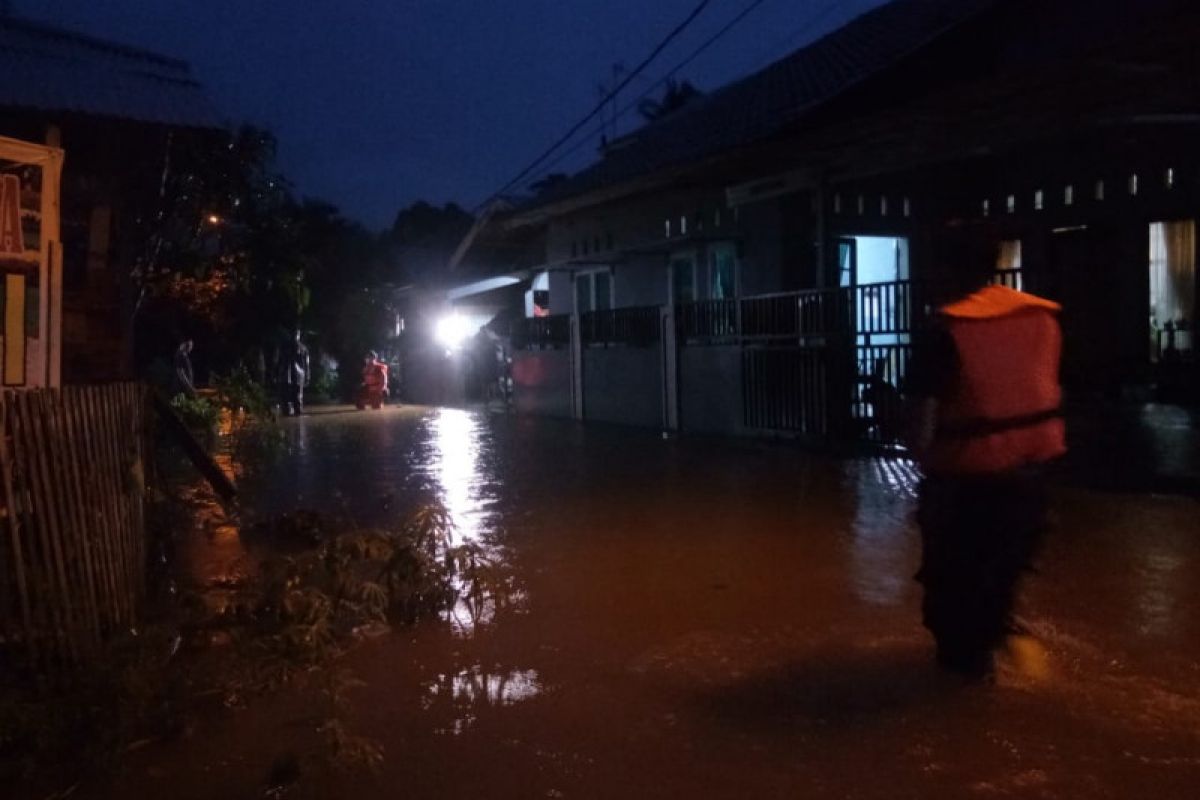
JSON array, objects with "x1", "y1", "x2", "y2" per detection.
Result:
[{"x1": 89, "y1": 405, "x2": 1200, "y2": 798}]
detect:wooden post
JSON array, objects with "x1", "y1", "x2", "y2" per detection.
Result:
[{"x1": 151, "y1": 390, "x2": 237, "y2": 503}]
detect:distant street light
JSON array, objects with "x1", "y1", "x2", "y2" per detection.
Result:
[{"x1": 434, "y1": 314, "x2": 473, "y2": 351}]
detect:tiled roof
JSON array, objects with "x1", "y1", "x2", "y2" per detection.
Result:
[
  {"x1": 0, "y1": 16, "x2": 222, "y2": 128},
  {"x1": 530, "y1": 0, "x2": 994, "y2": 209}
]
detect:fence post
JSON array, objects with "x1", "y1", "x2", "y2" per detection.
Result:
[{"x1": 661, "y1": 305, "x2": 680, "y2": 432}]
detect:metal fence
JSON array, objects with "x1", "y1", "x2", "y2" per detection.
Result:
[
  {"x1": 742, "y1": 347, "x2": 831, "y2": 437},
  {"x1": 509, "y1": 272, "x2": 1025, "y2": 448},
  {"x1": 0, "y1": 384, "x2": 148, "y2": 673}
]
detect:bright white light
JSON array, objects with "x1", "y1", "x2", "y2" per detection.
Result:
[{"x1": 435, "y1": 314, "x2": 473, "y2": 350}]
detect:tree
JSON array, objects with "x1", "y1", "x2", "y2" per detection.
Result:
[
  {"x1": 388, "y1": 201, "x2": 474, "y2": 285},
  {"x1": 637, "y1": 79, "x2": 703, "y2": 122},
  {"x1": 127, "y1": 126, "x2": 361, "y2": 383}
]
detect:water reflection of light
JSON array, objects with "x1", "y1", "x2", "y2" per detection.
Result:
[
  {"x1": 845, "y1": 457, "x2": 920, "y2": 607},
  {"x1": 431, "y1": 408, "x2": 485, "y2": 543},
  {"x1": 423, "y1": 667, "x2": 541, "y2": 735},
  {"x1": 1133, "y1": 541, "x2": 1187, "y2": 638}
]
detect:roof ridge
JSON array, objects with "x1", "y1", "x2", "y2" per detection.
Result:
[
  {"x1": 521, "y1": 0, "x2": 996, "y2": 212},
  {"x1": 0, "y1": 14, "x2": 192, "y2": 73}
]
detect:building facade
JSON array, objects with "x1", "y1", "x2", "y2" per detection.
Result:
[
  {"x1": 452, "y1": 0, "x2": 1200, "y2": 443},
  {"x1": 0, "y1": 15, "x2": 221, "y2": 383}
]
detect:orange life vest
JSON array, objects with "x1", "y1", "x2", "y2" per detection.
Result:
[
  {"x1": 363, "y1": 360, "x2": 387, "y2": 389},
  {"x1": 925, "y1": 285, "x2": 1067, "y2": 475}
]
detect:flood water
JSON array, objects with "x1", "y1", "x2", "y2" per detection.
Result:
[{"x1": 102, "y1": 406, "x2": 1200, "y2": 798}]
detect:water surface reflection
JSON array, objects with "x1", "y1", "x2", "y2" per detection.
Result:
[{"x1": 421, "y1": 408, "x2": 492, "y2": 544}]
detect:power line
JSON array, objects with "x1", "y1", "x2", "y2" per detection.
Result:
[
  {"x1": 520, "y1": 0, "x2": 776, "y2": 188},
  {"x1": 524, "y1": 0, "x2": 846, "y2": 192},
  {"x1": 478, "y1": 0, "x2": 714, "y2": 209}
]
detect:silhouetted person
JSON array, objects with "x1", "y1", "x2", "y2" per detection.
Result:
[
  {"x1": 907, "y1": 246, "x2": 1066, "y2": 679},
  {"x1": 357, "y1": 351, "x2": 388, "y2": 410},
  {"x1": 173, "y1": 339, "x2": 196, "y2": 398},
  {"x1": 280, "y1": 329, "x2": 310, "y2": 416}
]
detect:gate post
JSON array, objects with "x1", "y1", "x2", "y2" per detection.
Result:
[
  {"x1": 570, "y1": 313, "x2": 584, "y2": 420},
  {"x1": 661, "y1": 305, "x2": 679, "y2": 431}
]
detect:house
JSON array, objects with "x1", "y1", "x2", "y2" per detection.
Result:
[
  {"x1": 0, "y1": 133, "x2": 61, "y2": 387},
  {"x1": 0, "y1": 13, "x2": 222, "y2": 384},
  {"x1": 455, "y1": 0, "x2": 1200, "y2": 443}
]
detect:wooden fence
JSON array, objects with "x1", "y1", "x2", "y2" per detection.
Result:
[{"x1": 0, "y1": 383, "x2": 148, "y2": 672}]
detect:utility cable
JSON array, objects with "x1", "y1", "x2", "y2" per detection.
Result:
[
  {"x1": 478, "y1": 0, "x2": 714, "y2": 208},
  {"x1": 519, "y1": 0, "x2": 777, "y2": 189},
  {"x1": 519, "y1": 0, "x2": 855, "y2": 194}
]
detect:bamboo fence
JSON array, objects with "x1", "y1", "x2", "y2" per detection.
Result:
[{"x1": 0, "y1": 383, "x2": 148, "y2": 672}]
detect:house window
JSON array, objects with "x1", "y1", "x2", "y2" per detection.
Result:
[
  {"x1": 994, "y1": 239, "x2": 1024, "y2": 291},
  {"x1": 575, "y1": 270, "x2": 613, "y2": 313},
  {"x1": 857, "y1": 195, "x2": 865, "y2": 215},
  {"x1": 982, "y1": 199, "x2": 991, "y2": 217},
  {"x1": 664, "y1": 219, "x2": 671, "y2": 238},
  {"x1": 670, "y1": 253, "x2": 697, "y2": 304},
  {"x1": 1064, "y1": 185, "x2": 1074, "y2": 206},
  {"x1": 594, "y1": 271, "x2": 612, "y2": 310},
  {"x1": 1129, "y1": 174, "x2": 1139, "y2": 196},
  {"x1": 708, "y1": 243, "x2": 737, "y2": 300},
  {"x1": 1166, "y1": 168, "x2": 1176, "y2": 189},
  {"x1": 1034, "y1": 189, "x2": 1044, "y2": 210},
  {"x1": 1006, "y1": 195, "x2": 1016, "y2": 214},
  {"x1": 680, "y1": 215, "x2": 688, "y2": 235},
  {"x1": 903, "y1": 197, "x2": 911, "y2": 217},
  {"x1": 880, "y1": 196, "x2": 889, "y2": 216},
  {"x1": 1095, "y1": 180, "x2": 1106, "y2": 200}
]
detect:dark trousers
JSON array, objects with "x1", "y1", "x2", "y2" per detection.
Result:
[
  {"x1": 282, "y1": 383, "x2": 303, "y2": 416},
  {"x1": 916, "y1": 471, "x2": 1047, "y2": 673}
]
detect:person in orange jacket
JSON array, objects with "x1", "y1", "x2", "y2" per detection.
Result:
[
  {"x1": 356, "y1": 351, "x2": 389, "y2": 410},
  {"x1": 907, "y1": 248, "x2": 1066, "y2": 679}
]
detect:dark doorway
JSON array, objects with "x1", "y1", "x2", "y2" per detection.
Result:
[{"x1": 1048, "y1": 226, "x2": 1122, "y2": 394}]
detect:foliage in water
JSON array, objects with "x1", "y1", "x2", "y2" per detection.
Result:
[
  {"x1": 0, "y1": 499, "x2": 506, "y2": 789},
  {"x1": 169, "y1": 392, "x2": 220, "y2": 431}
]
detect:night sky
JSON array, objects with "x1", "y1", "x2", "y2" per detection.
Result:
[{"x1": 32, "y1": 0, "x2": 883, "y2": 230}]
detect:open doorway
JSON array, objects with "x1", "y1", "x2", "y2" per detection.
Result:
[
  {"x1": 838, "y1": 235, "x2": 910, "y2": 445},
  {"x1": 1149, "y1": 220, "x2": 1195, "y2": 363},
  {"x1": 838, "y1": 236, "x2": 910, "y2": 341}
]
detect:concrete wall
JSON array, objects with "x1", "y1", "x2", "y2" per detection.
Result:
[
  {"x1": 512, "y1": 349, "x2": 573, "y2": 418},
  {"x1": 680, "y1": 345, "x2": 743, "y2": 436},
  {"x1": 613, "y1": 255, "x2": 667, "y2": 307},
  {"x1": 583, "y1": 346, "x2": 661, "y2": 428}
]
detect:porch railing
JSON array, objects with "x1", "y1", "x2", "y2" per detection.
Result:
[
  {"x1": 512, "y1": 314, "x2": 571, "y2": 349},
  {"x1": 676, "y1": 298, "x2": 738, "y2": 342},
  {"x1": 682, "y1": 280, "x2": 923, "y2": 342},
  {"x1": 580, "y1": 306, "x2": 660, "y2": 346}
]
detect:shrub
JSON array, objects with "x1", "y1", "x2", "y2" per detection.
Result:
[{"x1": 169, "y1": 393, "x2": 220, "y2": 431}]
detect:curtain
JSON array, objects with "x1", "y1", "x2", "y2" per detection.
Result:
[
  {"x1": 996, "y1": 240, "x2": 1023, "y2": 271},
  {"x1": 1149, "y1": 220, "x2": 1196, "y2": 328}
]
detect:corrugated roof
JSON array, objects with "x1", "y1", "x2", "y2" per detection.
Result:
[
  {"x1": 0, "y1": 16, "x2": 222, "y2": 128},
  {"x1": 530, "y1": 0, "x2": 995, "y2": 209}
]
